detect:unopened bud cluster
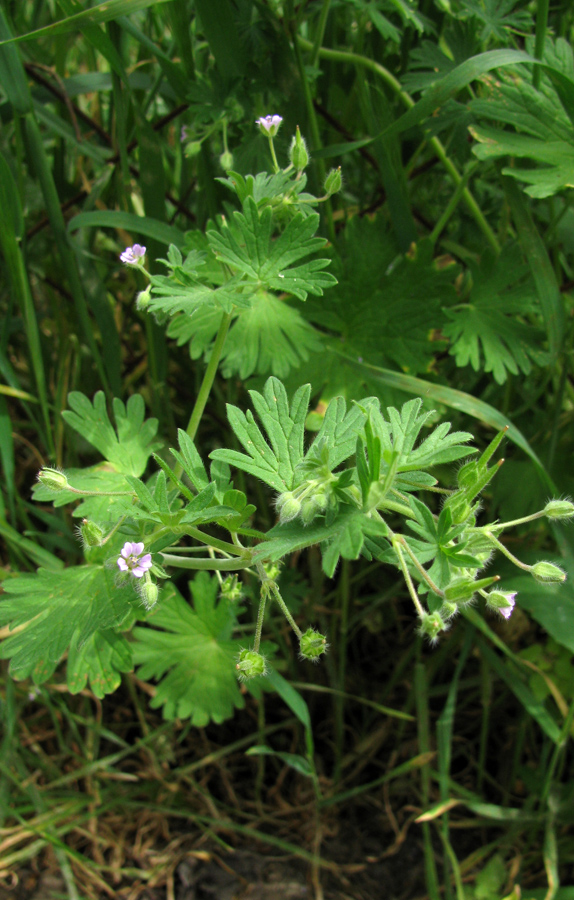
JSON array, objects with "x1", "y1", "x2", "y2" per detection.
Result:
[
  {"x1": 236, "y1": 649, "x2": 267, "y2": 681},
  {"x1": 276, "y1": 475, "x2": 334, "y2": 526}
]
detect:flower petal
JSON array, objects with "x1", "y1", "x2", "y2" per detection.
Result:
[
  {"x1": 117, "y1": 558, "x2": 129, "y2": 571},
  {"x1": 121, "y1": 542, "x2": 133, "y2": 558},
  {"x1": 132, "y1": 542, "x2": 144, "y2": 555},
  {"x1": 132, "y1": 566, "x2": 145, "y2": 577},
  {"x1": 139, "y1": 554, "x2": 152, "y2": 569}
]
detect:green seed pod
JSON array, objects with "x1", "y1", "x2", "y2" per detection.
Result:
[
  {"x1": 324, "y1": 167, "x2": 342, "y2": 196},
  {"x1": 80, "y1": 518, "x2": 104, "y2": 547},
  {"x1": 289, "y1": 127, "x2": 309, "y2": 172},
  {"x1": 37, "y1": 467, "x2": 69, "y2": 491},
  {"x1": 531, "y1": 561, "x2": 567, "y2": 584},
  {"x1": 299, "y1": 628, "x2": 328, "y2": 661},
  {"x1": 236, "y1": 649, "x2": 267, "y2": 681},
  {"x1": 543, "y1": 499, "x2": 574, "y2": 520},
  {"x1": 220, "y1": 575, "x2": 244, "y2": 602}
]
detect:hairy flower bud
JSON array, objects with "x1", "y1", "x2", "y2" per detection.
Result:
[
  {"x1": 184, "y1": 140, "x2": 202, "y2": 158},
  {"x1": 324, "y1": 167, "x2": 342, "y2": 196},
  {"x1": 289, "y1": 127, "x2": 309, "y2": 172},
  {"x1": 80, "y1": 518, "x2": 104, "y2": 547},
  {"x1": 277, "y1": 492, "x2": 301, "y2": 523},
  {"x1": 139, "y1": 579, "x2": 159, "y2": 610},
  {"x1": 37, "y1": 467, "x2": 69, "y2": 492},
  {"x1": 136, "y1": 284, "x2": 152, "y2": 311},
  {"x1": 531, "y1": 561, "x2": 567, "y2": 584},
  {"x1": 299, "y1": 628, "x2": 328, "y2": 661},
  {"x1": 543, "y1": 499, "x2": 574, "y2": 520},
  {"x1": 236, "y1": 649, "x2": 267, "y2": 681},
  {"x1": 219, "y1": 150, "x2": 234, "y2": 171}
]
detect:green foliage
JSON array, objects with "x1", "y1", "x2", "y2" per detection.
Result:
[
  {"x1": 469, "y1": 40, "x2": 574, "y2": 198},
  {"x1": 443, "y1": 246, "x2": 547, "y2": 383},
  {"x1": 302, "y1": 218, "x2": 457, "y2": 376},
  {"x1": 131, "y1": 575, "x2": 245, "y2": 725},
  {"x1": 61, "y1": 392, "x2": 162, "y2": 477},
  {"x1": 0, "y1": 566, "x2": 136, "y2": 683}
]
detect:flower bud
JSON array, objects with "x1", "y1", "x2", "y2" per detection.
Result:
[
  {"x1": 419, "y1": 612, "x2": 447, "y2": 641},
  {"x1": 236, "y1": 649, "x2": 267, "y2": 681},
  {"x1": 543, "y1": 499, "x2": 574, "y2": 520},
  {"x1": 184, "y1": 140, "x2": 202, "y2": 158},
  {"x1": 300, "y1": 497, "x2": 319, "y2": 525},
  {"x1": 439, "y1": 600, "x2": 458, "y2": 620},
  {"x1": 531, "y1": 561, "x2": 567, "y2": 584},
  {"x1": 139, "y1": 579, "x2": 159, "y2": 610},
  {"x1": 37, "y1": 467, "x2": 69, "y2": 491},
  {"x1": 136, "y1": 284, "x2": 152, "y2": 311},
  {"x1": 324, "y1": 167, "x2": 342, "y2": 196},
  {"x1": 485, "y1": 590, "x2": 516, "y2": 619},
  {"x1": 278, "y1": 493, "x2": 301, "y2": 523},
  {"x1": 289, "y1": 127, "x2": 309, "y2": 172},
  {"x1": 80, "y1": 518, "x2": 104, "y2": 547},
  {"x1": 457, "y1": 460, "x2": 479, "y2": 489},
  {"x1": 219, "y1": 150, "x2": 234, "y2": 171},
  {"x1": 299, "y1": 628, "x2": 328, "y2": 661}
]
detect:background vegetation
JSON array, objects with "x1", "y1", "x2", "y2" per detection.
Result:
[{"x1": 1, "y1": 0, "x2": 574, "y2": 897}]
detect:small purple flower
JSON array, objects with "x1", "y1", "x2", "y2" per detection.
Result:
[
  {"x1": 499, "y1": 595, "x2": 516, "y2": 619},
  {"x1": 486, "y1": 590, "x2": 517, "y2": 619},
  {"x1": 117, "y1": 541, "x2": 152, "y2": 578},
  {"x1": 119, "y1": 244, "x2": 146, "y2": 266},
  {"x1": 255, "y1": 115, "x2": 283, "y2": 137},
  {"x1": 180, "y1": 125, "x2": 188, "y2": 142}
]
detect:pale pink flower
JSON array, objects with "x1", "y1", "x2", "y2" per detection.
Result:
[
  {"x1": 119, "y1": 244, "x2": 146, "y2": 266},
  {"x1": 255, "y1": 115, "x2": 283, "y2": 136},
  {"x1": 117, "y1": 541, "x2": 152, "y2": 578}
]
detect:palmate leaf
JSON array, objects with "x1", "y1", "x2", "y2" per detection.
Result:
[
  {"x1": 168, "y1": 291, "x2": 322, "y2": 379},
  {"x1": 302, "y1": 217, "x2": 457, "y2": 375},
  {"x1": 254, "y1": 508, "x2": 388, "y2": 577},
  {"x1": 62, "y1": 392, "x2": 161, "y2": 477},
  {"x1": 459, "y1": 0, "x2": 532, "y2": 43},
  {"x1": 211, "y1": 377, "x2": 311, "y2": 492},
  {"x1": 370, "y1": 397, "x2": 475, "y2": 472},
  {"x1": 0, "y1": 566, "x2": 136, "y2": 683},
  {"x1": 67, "y1": 629, "x2": 133, "y2": 699},
  {"x1": 469, "y1": 58, "x2": 574, "y2": 198},
  {"x1": 131, "y1": 575, "x2": 244, "y2": 725},
  {"x1": 207, "y1": 198, "x2": 336, "y2": 301},
  {"x1": 443, "y1": 245, "x2": 548, "y2": 383}
]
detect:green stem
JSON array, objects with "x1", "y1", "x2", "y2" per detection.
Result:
[
  {"x1": 290, "y1": 30, "x2": 336, "y2": 245},
  {"x1": 333, "y1": 558, "x2": 350, "y2": 784},
  {"x1": 160, "y1": 553, "x2": 252, "y2": 571},
  {"x1": 270, "y1": 581, "x2": 303, "y2": 639},
  {"x1": 429, "y1": 161, "x2": 479, "y2": 247},
  {"x1": 392, "y1": 536, "x2": 426, "y2": 618},
  {"x1": 296, "y1": 37, "x2": 500, "y2": 255},
  {"x1": 182, "y1": 309, "x2": 233, "y2": 444},
  {"x1": 268, "y1": 136, "x2": 280, "y2": 173},
  {"x1": 533, "y1": 0, "x2": 550, "y2": 91},
  {"x1": 253, "y1": 585, "x2": 268, "y2": 652},
  {"x1": 398, "y1": 535, "x2": 445, "y2": 598},
  {"x1": 310, "y1": 0, "x2": 332, "y2": 70},
  {"x1": 483, "y1": 530, "x2": 532, "y2": 572}
]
